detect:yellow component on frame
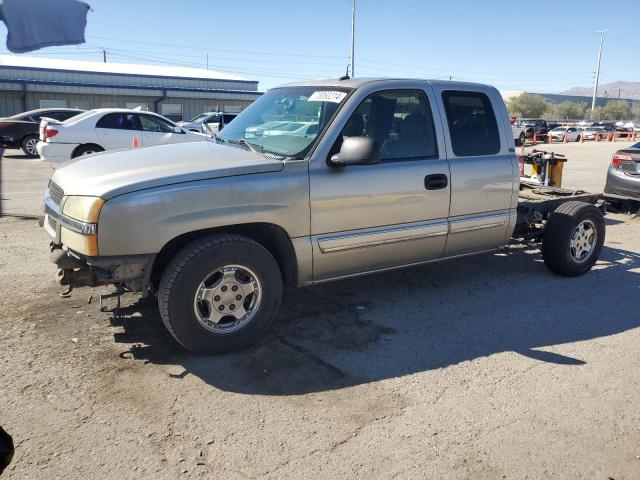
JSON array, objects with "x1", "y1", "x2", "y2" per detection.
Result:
[
  {"x1": 60, "y1": 227, "x2": 99, "y2": 256},
  {"x1": 62, "y1": 196, "x2": 105, "y2": 223},
  {"x1": 530, "y1": 161, "x2": 564, "y2": 187}
]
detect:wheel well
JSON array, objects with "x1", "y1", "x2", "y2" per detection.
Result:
[
  {"x1": 71, "y1": 143, "x2": 104, "y2": 158},
  {"x1": 150, "y1": 223, "x2": 298, "y2": 288}
]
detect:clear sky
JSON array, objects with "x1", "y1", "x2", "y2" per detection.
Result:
[{"x1": 1, "y1": 0, "x2": 638, "y2": 93}]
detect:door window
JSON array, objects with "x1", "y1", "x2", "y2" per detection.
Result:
[
  {"x1": 336, "y1": 89, "x2": 437, "y2": 162},
  {"x1": 139, "y1": 114, "x2": 175, "y2": 133},
  {"x1": 96, "y1": 113, "x2": 140, "y2": 130},
  {"x1": 442, "y1": 91, "x2": 500, "y2": 157}
]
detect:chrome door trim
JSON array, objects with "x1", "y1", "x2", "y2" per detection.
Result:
[
  {"x1": 317, "y1": 220, "x2": 448, "y2": 254},
  {"x1": 448, "y1": 211, "x2": 508, "y2": 235}
]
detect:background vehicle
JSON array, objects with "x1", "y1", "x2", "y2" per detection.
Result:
[
  {"x1": 581, "y1": 125, "x2": 615, "y2": 140},
  {"x1": 548, "y1": 126, "x2": 581, "y2": 142},
  {"x1": 519, "y1": 118, "x2": 548, "y2": 138},
  {"x1": 43, "y1": 78, "x2": 606, "y2": 355},
  {"x1": 262, "y1": 121, "x2": 319, "y2": 138},
  {"x1": 37, "y1": 109, "x2": 204, "y2": 163},
  {"x1": 0, "y1": 108, "x2": 83, "y2": 157},
  {"x1": 178, "y1": 112, "x2": 238, "y2": 133},
  {"x1": 604, "y1": 143, "x2": 640, "y2": 202},
  {"x1": 512, "y1": 123, "x2": 526, "y2": 145}
]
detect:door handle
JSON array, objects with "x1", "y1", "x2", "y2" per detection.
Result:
[{"x1": 424, "y1": 174, "x2": 448, "y2": 190}]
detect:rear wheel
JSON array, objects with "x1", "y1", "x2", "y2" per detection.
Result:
[
  {"x1": 518, "y1": 132, "x2": 525, "y2": 146},
  {"x1": 72, "y1": 144, "x2": 104, "y2": 158},
  {"x1": 21, "y1": 135, "x2": 39, "y2": 157},
  {"x1": 158, "y1": 234, "x2": 283, "y2": 354},
  {"x1": 541, "y1": 201, "x2": 605, "y2": 276}
]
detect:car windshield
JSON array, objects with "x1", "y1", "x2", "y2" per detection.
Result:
[
  {"x1": 551, "y1": 127, "x2": 567, "y2": 132},
  {"x1": 586, "y1": 127, "x2": 601, "y2": 131},
  {"x1": 189, "y1": 113, "x2": 210, "y2": 123},
  {"x1": 217, "y1": 86, "x2": 352, "y2": 157}
]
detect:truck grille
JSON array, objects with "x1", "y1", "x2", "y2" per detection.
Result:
[{"x1": 49, "y1": 181, "x2": 64, "y2": 205}]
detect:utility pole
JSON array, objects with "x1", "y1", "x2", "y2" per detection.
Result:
[
  {"x1": 206, "y1": 53, "x2": 209, "y2": 70},
  {"x1": 590, "y1": 30, "x2": 606, "y2": 119},
  {"x1": 102, "y1": 49, "x2": 107, "y2": 63},
  {"x1": 350, "y1": 0, "x2": 356, "y2": 78}
]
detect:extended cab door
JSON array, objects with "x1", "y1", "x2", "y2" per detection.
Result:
[
  {"x1": 309, "y1": 82, "x2": 451, "y2": 281},
  {"x1": 432, "y1": 86, "x2": 518, "y2": 256},
  {"x1": 95, "y1": 112, "x2": 142, "y2": 149}
]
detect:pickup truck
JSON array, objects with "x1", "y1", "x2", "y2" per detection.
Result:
[{"x1": 42, "y1": 78, "x2": 606, "y2": 354}]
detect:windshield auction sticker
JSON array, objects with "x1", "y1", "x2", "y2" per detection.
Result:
[{"x1": 308, "y1": 91, "x2": 347, "y2": 103}]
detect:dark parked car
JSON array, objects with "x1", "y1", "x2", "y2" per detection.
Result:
[
  {"x1": 0, "y1": 108, "x2": 84, "y2": 156},
  {"x1": 604, "y1": 142, "x2": 640, "y2": 202}
]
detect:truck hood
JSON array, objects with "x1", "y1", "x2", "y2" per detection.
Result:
[{"x1": 50, "y1": 141, "x2": 284, "y2": 199}]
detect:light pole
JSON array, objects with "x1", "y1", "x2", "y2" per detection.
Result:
[
  {"x1": 590, "y1": 30, "x2": 606, "y2": 119},
  {"x1": 350, "y1": 0, "x2": 356, "y2": 77}
]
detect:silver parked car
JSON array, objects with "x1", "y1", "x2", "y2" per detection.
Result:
[
  {"x1": 42, "y1": 78, "x2": 606, "y2": 354},
  {"x1": 177, "y1": 112, "x2": 237, "y2": 133},
  {"x1": 604, "y1": 143, "x2": 640, "y2": 202}
]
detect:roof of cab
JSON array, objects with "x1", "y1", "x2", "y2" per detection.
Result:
[{"x1": 279, "y1": 77, "x2": 495, "y2": 91}]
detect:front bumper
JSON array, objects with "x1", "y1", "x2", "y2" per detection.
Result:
[
  {"x1": 37, "y1": 141, "x2": 78, "y2": 163},
  {"x1": 604, "y1": 166, "x2": 640, "y2": 201},
  {"x1": 43, "y1": 191, "x2": 154, "y2": 294}
]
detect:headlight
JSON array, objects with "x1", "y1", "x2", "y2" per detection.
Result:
[{"x1": 62, "y1": 196, "x2": 105, "y2": 223}]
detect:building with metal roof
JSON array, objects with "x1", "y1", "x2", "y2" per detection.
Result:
[{"x1": 0, "y1": 55, "x2": 262, "y2": 120}]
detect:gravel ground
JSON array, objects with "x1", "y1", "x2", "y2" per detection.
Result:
[{"x1": 1, "y1": 143, "x2": 639, "y2": 479}]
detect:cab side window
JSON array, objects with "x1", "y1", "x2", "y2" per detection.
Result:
[
  {"x1": 337, "y1": 89, "x2": 438, "y2": 162},
  {"x1": 442, "y1": 91, "x2": 500, "y2": 157}
]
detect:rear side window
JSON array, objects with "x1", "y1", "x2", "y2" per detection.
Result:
[
  {"x1": 96, "y1": 113, "x2": 139, "y2": 130},
  {"x1": 442, "y1": 91, "x2": 500, "y2": 157},
  {"x1": 222, "y1": 114, "x2": 237, "y2": 124}
]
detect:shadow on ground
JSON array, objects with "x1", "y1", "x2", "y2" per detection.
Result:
[{"x1": 111, "y1": 245, "x2": 640, "y2": 395}]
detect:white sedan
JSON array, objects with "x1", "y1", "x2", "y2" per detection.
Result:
[
  {"x1": 548, "y1": 126, "x2": 581, "y2": 142},
  {"x1": 36, "y1": 109, "x2": 204, "y2": 163}
]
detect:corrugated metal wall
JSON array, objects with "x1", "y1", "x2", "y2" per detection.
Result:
[
  {"x1": 0, "y1": 65, "x2": 261, "y2": 117},
  {"x1": 0, "y1": 91, "x2": 255, "y2": 118}
]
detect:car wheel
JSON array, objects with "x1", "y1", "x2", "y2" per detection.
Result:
[
  {"x1": 158, "y1": 234, "x2": 283, "y2": 354},
  {"x1": 518, "y1": 132, "x2": 525, "y2": 145},
  {"x1": 72, "y1": 144, "x2": 104, "y2": 158},
  {"x1": 20, "y1": 135, "x2": 39, "y2": 157},
  {"x1": 541, "y1": 201, "x2": 605, "y2": 277}
]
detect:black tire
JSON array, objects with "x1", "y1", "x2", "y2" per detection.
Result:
[
  {"x1": 541, "y1": 201, "x2": 605, "y2": 277},
  {"x1": 158, "y1": 234, "x2": 283, "y2": 354},
  {"x1": 518, "y1": 132, "x2": 525, "y2": 146},
  {"x1": 20, "y1": 134, "x2": 39, "y2": 157},
  {"x1": 72, "y1": 144, "x2": 104, "y2": 158}
]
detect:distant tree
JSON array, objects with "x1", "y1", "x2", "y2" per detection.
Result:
[
  {"x1": 506, "y1": 93, "x2": 548, "y2": 118},
  {"x1": 601, "y1": 100, "x2": 630, "y2": 120},
  {"x1": 632, "y1": 105, "x2": 640, "y2": 121}
]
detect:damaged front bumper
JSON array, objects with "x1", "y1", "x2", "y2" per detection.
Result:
[{"x1": 50, "y1": 246, "x2": 154, "y2": 295}]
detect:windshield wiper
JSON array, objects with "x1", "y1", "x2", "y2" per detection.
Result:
[{"x1": 225, "y1": 138, "x2": 263, "y2": 154}]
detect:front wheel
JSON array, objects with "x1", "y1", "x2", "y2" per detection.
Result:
[
  {"x1": 541, "y1": 201, "x2": 605, "y2": 276},
  {"x1": 158, "y1": 234, "x2": 283, "y2": 354}
]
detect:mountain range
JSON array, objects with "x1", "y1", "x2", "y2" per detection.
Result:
[{"x1": 560, "y1": 81, "x2": 640, "y2": 100}]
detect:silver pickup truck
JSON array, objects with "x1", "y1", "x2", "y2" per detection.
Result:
[{"x1": 43, "y1": 78, "x2": 605, "y2": 354}]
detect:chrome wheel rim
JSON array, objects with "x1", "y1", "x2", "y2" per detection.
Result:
[
  {"x1": 570, "y1": 220, "x2": 597, "y2": 263},
  {"x1": 193, "y1": 264, "x2": 262, "y2": 334},
  {"x1": 25, "y1": 138, "x2": 38, "y2": 156}
]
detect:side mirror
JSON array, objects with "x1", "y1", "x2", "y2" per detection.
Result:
[
  {"x1": 172, "y1": 126, "x2": 184, "y2": 134},
  {"x1": 329, "y1": 136, "x2": 380, "y2": 167}
]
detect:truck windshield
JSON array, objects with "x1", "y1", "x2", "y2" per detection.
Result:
[{"x1": 218, "y1": 86, "x2": 352, "y2": 158}]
